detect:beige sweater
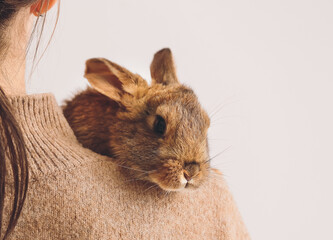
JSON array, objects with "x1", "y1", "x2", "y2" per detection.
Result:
[{"x1": 4, "y1": 93, "x2": 250, "y2": 240}]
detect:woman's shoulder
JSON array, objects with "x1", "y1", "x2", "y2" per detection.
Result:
[{"x1": 8, "y1": 151, "x2": 250, "y2": 239}]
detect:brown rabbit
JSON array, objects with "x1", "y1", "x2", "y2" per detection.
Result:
[{"x1": 62, "y1": 48, "x2": 212, "y2": 191}]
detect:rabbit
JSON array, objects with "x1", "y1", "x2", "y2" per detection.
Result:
[{"x1": 62, "y1": 48, "x2": 215, "y2": 192}]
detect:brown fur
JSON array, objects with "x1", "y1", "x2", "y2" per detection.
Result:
[{"x1": 63, "y1": 48, "x2": 212, "y2": 191}]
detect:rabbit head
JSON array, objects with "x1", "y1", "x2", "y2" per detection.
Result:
[{"x1": 84, "y1": 48, "x2": 211, "y2": 191}]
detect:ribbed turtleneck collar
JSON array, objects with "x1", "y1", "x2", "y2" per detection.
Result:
[
  {"x1": 8, "y1": 93, "x2": 74, "y2": 139},
  {"x1": 6, "y1": 93, "x2": 93, "y2": 179}
]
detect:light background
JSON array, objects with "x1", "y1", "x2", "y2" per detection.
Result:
[{"x1": 26, "y1": 1, "x2": 333, "y2": 239}]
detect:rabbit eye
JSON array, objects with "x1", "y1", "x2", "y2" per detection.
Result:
[{"x1": 153, "y1": 115, "x2": 166, "y2": 135}]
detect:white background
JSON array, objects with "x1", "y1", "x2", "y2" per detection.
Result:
[{"x1": 27, "y1": 1, "x2": 333, "y2": 239}]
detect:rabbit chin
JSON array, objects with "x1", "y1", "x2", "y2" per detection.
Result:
[{"x1": 148, "y1": 173, "x2": 200, "y2": 192}]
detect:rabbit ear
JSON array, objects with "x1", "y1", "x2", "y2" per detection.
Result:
[
  {"x1": 150, "y1": 48, "x2": 179, "y2": 85},
  {"x1": 85, "y1": 58, "x2": 148, "y2": 103}
]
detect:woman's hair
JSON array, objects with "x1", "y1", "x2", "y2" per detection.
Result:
[{"x1": 0, "y1": 1, "x2": 51, "y2": 239}]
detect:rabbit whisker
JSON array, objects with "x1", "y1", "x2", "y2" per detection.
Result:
[
  {"x1": 113, "y1": 163, "x2": 155, "y2": 174},
  {"x1": 211, "y1": 115, "x2": 241, "y2": 123},
  {"x1": 164, "y1": 190, "x2": 171, "y2": 198},
  {"x1": 208, "y1": 101, "x2": 229, "y2": 118},
  {"x1": 143, "y1": 183, "x2": 159, "y2": 193},
  {"x1": 209, "y1": 97, "x2": 238, "y2": 119},
  {"x1": 205, "y1": 145, "x2": 232, "y2": 164}
]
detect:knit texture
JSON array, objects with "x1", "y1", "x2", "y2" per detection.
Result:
[{"x1": 3, "y1": 93, "x2": 250, "y2": 240}]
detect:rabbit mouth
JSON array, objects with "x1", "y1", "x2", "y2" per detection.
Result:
[
  {"x1": 148, "y1": 174, "x2": 200, "y2": 192},
  {"x1": 148, "y1": 174, "x2": 188, "y2": 191},
  {"x1": 147, "y1": 162, "x2": 204, "y2": 191}
]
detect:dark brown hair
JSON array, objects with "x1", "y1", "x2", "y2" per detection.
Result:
[{"x1": 0, "y1": 0, "x2": 51, "y2": 239}]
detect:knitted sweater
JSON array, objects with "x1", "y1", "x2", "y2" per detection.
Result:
[{"x1": 4, "y1": 93, "x2": 250, "y2": 240}]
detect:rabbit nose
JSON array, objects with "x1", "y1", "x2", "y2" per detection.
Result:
[{"x1": 183, "y1": 162, "x2": 200, "y2": 181}]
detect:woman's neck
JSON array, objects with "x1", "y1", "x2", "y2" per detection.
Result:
[
  {"x1": 0, "y1": 8, "x2": 33, "y2": 96},
  {"x1": 0, "y1": 52, "x2": 27, "y2": 96}
]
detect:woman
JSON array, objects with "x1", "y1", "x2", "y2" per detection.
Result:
[{"x1": 0, "y1": 0, "x2": 250, "y2": 239}]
